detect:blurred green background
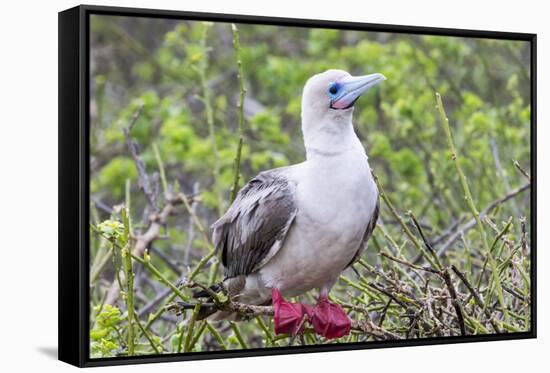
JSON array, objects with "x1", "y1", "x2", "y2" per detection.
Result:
[{"x1": 89, "y1": 15, "x2": 531, "y2": 357}]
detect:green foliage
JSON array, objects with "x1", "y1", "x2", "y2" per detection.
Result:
[
  {"x1": 96, "y1": 220, "x2": 125, "y2": 241},
  {"x1": 90, "y1": 305, "x2": 122, "y2": 358},
  {"x1": 91, "y1": 157, "x2": 137, "y2": 198}
]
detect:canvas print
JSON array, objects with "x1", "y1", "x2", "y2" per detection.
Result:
[{"x1": 88, "y1": 14, "x2": 532, "y2": 359}]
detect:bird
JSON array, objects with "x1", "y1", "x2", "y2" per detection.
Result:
[{"x1": 195, "y1": 69, "x2": 385, "y2": 339}]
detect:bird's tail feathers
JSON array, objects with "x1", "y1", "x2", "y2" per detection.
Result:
[
  {"x1": 192, "y1": 282, "x2": 223, "y2": 299},
  {"x1": 189, "y1": 282, "x2": 228, "y2": 320}
]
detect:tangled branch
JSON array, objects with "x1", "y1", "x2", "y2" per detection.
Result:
[{"x1": 166, "y1": 297, "x2": 402, "y2": 341}]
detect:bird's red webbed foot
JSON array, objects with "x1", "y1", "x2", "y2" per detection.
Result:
[
  {"x1": 272, "y1": 289, "x2": 351, "y2": 339},
  {"x1": 311, "y1": 296, "x2": 351, "y2": 339},
  {"x1": 272, "y1": 288, "x2": 312, "y2": 336}
]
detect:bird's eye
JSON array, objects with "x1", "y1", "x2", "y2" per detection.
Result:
[{"x1": 328, "y1": 83, "x2": 339, "y2": 96}]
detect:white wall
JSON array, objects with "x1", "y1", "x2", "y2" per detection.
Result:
[{"x1": 0, "y1": 0, "x2": 545, "y2": 371}]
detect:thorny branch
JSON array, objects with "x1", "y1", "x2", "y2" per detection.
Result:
[
  {"x1": 166, "y1": 297, "x2": 402, "y2": 341},
  {"x1": 437, "y1": 182, "x2": 530, "y2": 255},
  {"x1": 104, "y1": 106, "x2": 197, "y2": 305},
  {"x1": 105, "y1": 193, "x2": 193, "y2": 305},
  {"x1": 122, "y1": 105, "x2": 157, "y2": 211}
]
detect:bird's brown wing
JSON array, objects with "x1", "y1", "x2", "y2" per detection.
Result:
[{"x1": 212, "y1": 169, "x2": 297, "y2": 279}]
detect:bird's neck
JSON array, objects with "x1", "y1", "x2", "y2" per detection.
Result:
[{"x1": 302, "y1": 118, "x2": 364, "y2": 161}]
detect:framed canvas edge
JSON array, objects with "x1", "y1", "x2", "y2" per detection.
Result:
[
  {"x1": 82, "y1": 332, "x2": 535, "y2": 368},
  {"x1": 529, "y1": 33, "x2": 537, "y2": 340},
  {"x1": 59, "y1": 5, "x2": 86, "y2": 368},
  {"x1": 57, "y1": 4, "x2": 537, "y2": 368}
]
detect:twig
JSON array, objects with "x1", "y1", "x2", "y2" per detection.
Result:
[
  {"x1": 373, "y1": 174, "x2": 438, "y2": 269},
  {"x1": 229, "y1": 24, "x2": 247, "y2": 202},
  {"x1": 132, "y1": 310, "x2": 162, "y2": 354},
  {"x1": 136, "y1": 243, "x2": 216, "y2": 337},
  {"x1": 103, "y1": 111, "x2": 191, "y2": 306},
  {"x1": 368, "y1": 282, "x2": 416, "y2": 309},
  {"x1": 481, "y1": 217, "x2": 513, "y2": 309},
  {"x1": 408, "y1": 211, "x2": 443, "y2": 271},
  {"x1": 120, "y1": 208, "x2": 136, "y2": 355},
  {"x1": 431, "y1": 217, "x2": 464, "y2": 246},
  {"x1": 184, "y1": 304, "x2": 201, "y2": 352},
  {"x1": 152, "y1": 143, "x2": 169, "y2": 197},
  {"x1": 255, "y1": 316, "x2": 275, "y2": 345},
  {"x1": 189, "y1": 321, "x2": 208, "y2": 349},
  {"x1": 149, "y1": 245, "x2": 180, "y2": 275},
  {"x1": 137, "y1": 285, "x2": 174, "y2": 318},
  {"x1": 122, "y1": 105, "x2": 157, "y2": 211},
  {"x1": 93, "y1": 226, "x2": 189, "y2": 303},
  {"x1": 230, "y1": 321, "x2": 249, "y2": 349},
  {"x1": 380, "y1": 252, "x2": 439, "y2": 274},
  {"x1": 104, "y1": 196, "x2": 184, "y2": 305},
  {"x1": 437, "y1": 182, "x2": 530, "y2": 255},
  {"x1": 378, "y1": 299, "x2": 393, "y2": 327},
  {"x1": 197, "y1": 23, "x2": 223, "y2": 215},
  {"x1": 177, "y1": 190, "x2": 212, "y2": 246},
  {"x1": 168, "y1": 300, "x2": 401, "y2": 341},
  {"x1": 451, "y1": 265, "x2": 502, "y2": 333},
  {"x1": 513, "y1": 160, "x2": 531, "y2": 182},
  {"x1": 440, "y1": 268, "x2": 466, "y2": 336},
  {"x1": 352, "y1": 319, "x2": 402, "y2": 340},
  {"x1": 184, "y1": 182, "x2": 200, "y2": 267},
  {"x1": 206, "y1": 322, "x2": 228, "y2": 350},
  {"x1": 90, "y1": 235, "x2": 113, "y2": 284},
  {"x1": 490, "y1": 139, "x2": 518, "y2": 215},
  {"x1": 502, "y1": 285, "x2": 527, "y2": 303},
  {"x1": 436, "y1": 92, "x2": 507, "y2": 320}
]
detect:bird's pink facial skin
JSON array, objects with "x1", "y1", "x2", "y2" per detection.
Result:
[
  {"x1": 328, "y1": 75, "x2": 350, "y2": 109},
  {"x1": 329, "y1": 73, "x2": 386, "y2": 110},
  {"x1": 330, "y1": 95, "x2": 354, "y2": 109}
]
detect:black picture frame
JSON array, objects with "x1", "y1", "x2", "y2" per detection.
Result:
[{"x1": 58, "y1": 4, "x2": 537, "y2": 368}]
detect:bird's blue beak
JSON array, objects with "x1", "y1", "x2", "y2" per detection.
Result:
[{"x1": 329, "y1": 73, "x2": 386, "y2": 110}]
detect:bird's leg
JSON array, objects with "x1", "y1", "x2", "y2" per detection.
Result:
[
  {"x1": 310, "y1": 289, "x2": 351, "y2": 339},
  {"x1": 272, "y1": 288, "x2": 313, "y2": 336},
  {"x1": 287, "y1": 314, "x2": 309, "y2": 346}
]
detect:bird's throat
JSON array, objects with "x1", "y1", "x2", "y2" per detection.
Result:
[{"x1": 302, "y1": 119, "x2": 361, "y2": 160}]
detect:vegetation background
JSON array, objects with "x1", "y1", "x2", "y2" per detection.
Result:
[{"x1": 88, "y1": 15, "x2": 532, "y2": 358}]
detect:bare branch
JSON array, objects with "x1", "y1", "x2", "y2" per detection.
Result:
[
  {"x1": 167, "y1": 300, "x2": 401, "y2": 341},
  {"x1": 513, "y1": 160, "x2": 531, "y2": 182},
  {"x1": 437, "y1": 182, "x2": 530, "y2": 255}
]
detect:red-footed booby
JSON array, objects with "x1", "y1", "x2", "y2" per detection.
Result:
[{"x1": 197, "y1": 69, "x2": 385, "y2": 339}]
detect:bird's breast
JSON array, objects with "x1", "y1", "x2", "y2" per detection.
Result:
[
  {"x1": 254, "y1": 150, "x2": 379, "y2": 299},
  {"x1": 260, "y1": 153, "x2": 378, "y2": 291},
  {"x1": 296, "y1": 152, "x2": 377, "y2": 230}
]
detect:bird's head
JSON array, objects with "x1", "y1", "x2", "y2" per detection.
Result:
[
  {"x1": 301, "y1": 69, "x2": 386, "y2": 126},
  {"x1": 300, "y1": 69, "x2": 386, "y2": 155}
]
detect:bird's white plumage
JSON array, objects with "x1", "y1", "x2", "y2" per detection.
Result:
[
  {"x1": 223, "y1": 69, "x2": 380, "y2": 305},
  {"x1": 258, "y1": 140, "x2": 377, "y2": 299}
]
